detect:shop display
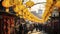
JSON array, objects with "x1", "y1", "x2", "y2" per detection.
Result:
[{"x1": 0, "y1": 12, "x2": 20, "y2": 34}]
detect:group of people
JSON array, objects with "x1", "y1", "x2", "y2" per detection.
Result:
[
  {"x1": 15, "y1": 18, "x2": 60, "y2": 34},
  {"x1": 15, "y1": 22, "x2": 43, "y2": 34}
]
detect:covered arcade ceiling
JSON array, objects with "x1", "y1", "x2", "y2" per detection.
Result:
[{"x1": 2, "y1": 0, "x2": 60, "y2": 24}]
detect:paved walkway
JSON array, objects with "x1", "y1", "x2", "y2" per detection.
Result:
[{"x1": 28, "y1": 29, "x2": 47, "y2": 34}]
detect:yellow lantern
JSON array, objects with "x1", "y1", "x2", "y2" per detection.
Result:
[
  {"x1": 2, "y1": 0, "x2": 12, "y2": 7},
  {"x1": 2, "y1": 0, "x2": 12, "y2": 12},
  {"x1": 18, "y1": 5, "x2": 26, "y2": 10},
  {"x1": 18, "y1": 11, "x2": 23, "y2": 15},
  {"x1": 14, "y1": 0, "x2": 22, "y2": 5},
  {"x1": 26, "y1": 0, "x2": 34, "y2": 8},
  {"x1": 55, "y1": 1, "x2": 60, "y2": 7},
  {"x1": 23, "y1": 8, "x2": 28, "y2": 12},
  {"x1": 14, "y1": 6, "x2": 19, "y2": 13},
  {"x1": 46, "y1": 0, "x2": 53, "y2": 4}
]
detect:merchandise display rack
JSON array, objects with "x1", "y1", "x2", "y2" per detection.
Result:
[{"x1": 0, "y1": 10, "x2": 20, "y2": 34}]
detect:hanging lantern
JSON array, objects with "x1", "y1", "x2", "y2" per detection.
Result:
[
  {"x1": 17, "y1": 11, "x2": 23, "y2": 15},
  {"x1": 14, "y1": 0, "x2": 22, "y2": 5},
  {"x1": 14, "y1": 5, "x2": 26, "y2": 13},
  {"x1": 14, "y1": 5, "x2": 26, "y2": 16},
  {"x1": 2, "y1": 0, "x2": 12, "y2": 7},
  {"x1": 23, "y1": 8, "x2": 29, "y2": 12},
  {"x1": 26, "y1": 0, "x2": 34, "y2": 8},
  {"x1": 55, "y1": 1, "x2": 60, "y2": 8},
  {"x1": 14, "y1": 6, "x2": 19, "y2": 13},
  {"x1": 2, "y1": 0, "x2": 12, "y2": 12},
  {"x1": 18, "y1": 5, "x2": 26, "y2": 10}
]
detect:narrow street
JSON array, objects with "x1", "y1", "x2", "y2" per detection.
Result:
[
  {"x1": 0, "y1": 0, "x2": 60, "y2": 34},
  {"x1": 28, "y1": 29, "x2": 47, "y2": 34}
]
